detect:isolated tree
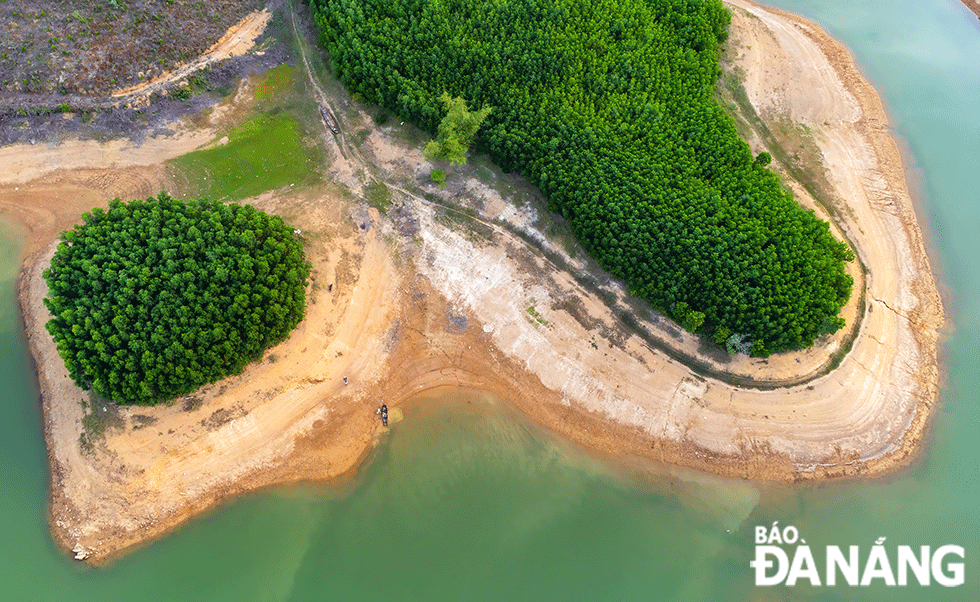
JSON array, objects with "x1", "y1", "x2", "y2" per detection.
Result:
[
  {"x1": 424, "y1": 92, "x2": 492, "y2": 165},
  {"x1": 683, "y1": 311, "x2": 706, "y2": 334}
]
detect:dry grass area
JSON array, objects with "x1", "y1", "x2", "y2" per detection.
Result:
[
  {"x1": 0, "y1": 7, "x2": 287, "y2": 148},
  {"x1": 0, "y1": 0, "x2": 262, "y2": 95}
]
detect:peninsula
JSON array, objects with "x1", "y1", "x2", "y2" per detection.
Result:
[{"x1": 1, "y1": 0, "x2": 943, "y2": 563}]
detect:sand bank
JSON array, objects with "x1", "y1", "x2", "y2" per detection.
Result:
[{"x1": 4, "y1": 0, "x2": 943, "y2": 563}]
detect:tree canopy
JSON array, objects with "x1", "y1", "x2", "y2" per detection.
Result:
[
  {"x1": 424, "y1": 92, "x2": 493, "y2": 165},
  {"x1": 311, "y1": 0, "x2": 854, "y2": 353},
  {"x1": 43, "y1": 193, "x2": 311, "y2": 405}
]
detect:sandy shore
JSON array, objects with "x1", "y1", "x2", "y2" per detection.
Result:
[
  {"x1": 961, "y1": 0, "x2": 980, "y2": 21},
  {"x1": 3, "y1": 0, "x2": 943, "y2": 563}
]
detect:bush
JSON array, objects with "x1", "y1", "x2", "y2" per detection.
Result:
[
  {"x1": 171, "y1": 86, "x2": 192, "y2": 101},
  {"x1": 430, "y1": 169, "x2": 447, "y2": 187},
  {"x1": 43, "y1": 193, "x2": 311, "y2": 405}
]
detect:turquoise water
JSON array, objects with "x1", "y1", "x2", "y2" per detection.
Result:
[{"x1": 1, "y1": 0, "x2": 979, "y2": 599}]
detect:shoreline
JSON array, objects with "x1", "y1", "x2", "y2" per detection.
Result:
[
  {"x1": 3, "y1": 0, "x2": 944, "y2": 563},
  {"x1": 962, "y1": 0, "x2": 980, "y2": 21}
]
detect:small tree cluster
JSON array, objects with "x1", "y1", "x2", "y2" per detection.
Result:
[{"x1": 43, "y1": 193, "x2": 311, "y2": 405}]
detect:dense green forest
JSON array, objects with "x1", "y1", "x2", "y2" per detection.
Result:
[
  {"x1": 43, "y1": 194, "x2": 311, "y2": 405},
  {"x1": 311, "y1": 0, "x2": 854, "y2": 354}
]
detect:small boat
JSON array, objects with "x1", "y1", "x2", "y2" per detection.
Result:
[{"x1": 319, "y1": 105, "x2": 339, "y2": 134}]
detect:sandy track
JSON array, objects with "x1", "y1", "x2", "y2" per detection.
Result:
[
  {"x1": 0, "y1": 132, "x2": 214, "y2": 188},
  {"x1": 110, "y1": 10, "x2": 273, "y2": 105},
  {"x1": 4, "y1": 0, "x2": 943, "y2": 563}
]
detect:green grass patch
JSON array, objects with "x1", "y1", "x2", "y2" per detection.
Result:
[
  {"x1": 429, "y1": 168, "x2": 446, "y2": 187},
  {"x1": 364, "y1": 179, "x2": 392, "y2": 213},
  {"x1": 169, "y1": 112, "x2": 317, "y2": 201},
  {"x1": 254, "y1": 64, "x2": 294, "y2": 101}
]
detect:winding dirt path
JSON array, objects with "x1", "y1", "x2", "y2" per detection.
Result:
[{"x1": 0, "y1": 10, "x2": 273, "y2": 112}]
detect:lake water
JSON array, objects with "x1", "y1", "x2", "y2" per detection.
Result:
[{"x1": 1, "y1": 0, "x2": 978, "y2": 599}]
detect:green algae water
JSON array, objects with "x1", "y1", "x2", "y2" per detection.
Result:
[{"x1": 1, "y1": 0, "x2": 979, "y2": 599}]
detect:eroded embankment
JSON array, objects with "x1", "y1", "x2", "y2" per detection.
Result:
[
  {"x1": 3, "y1": 0, "x2": 943, "y2": 563},
  {"x1": 961, "y1": 0, "x2": 980, "y2": 21}
]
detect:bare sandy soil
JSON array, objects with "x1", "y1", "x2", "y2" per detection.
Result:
[{"x1": 3, "y1": 0, "x2": 943, "y2": 563}]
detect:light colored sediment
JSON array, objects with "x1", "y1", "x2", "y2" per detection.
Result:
[
  {"x1": 2, "y1": 0, "x2": 943, "y2": 563},
  {"x1": 0, "y1": 130, "x2": 214, "y2": 187}
]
